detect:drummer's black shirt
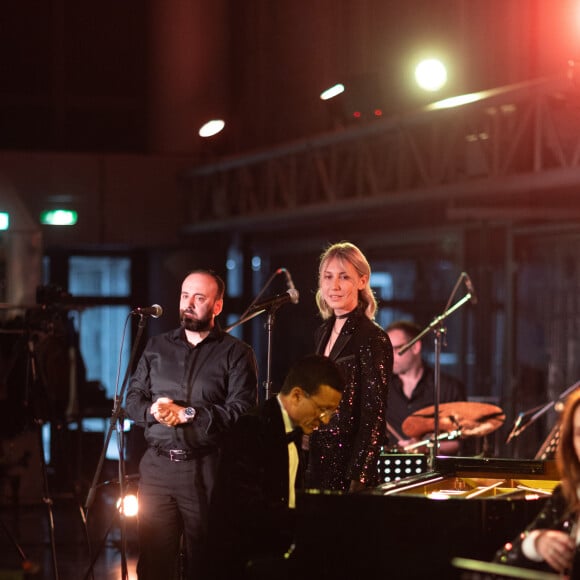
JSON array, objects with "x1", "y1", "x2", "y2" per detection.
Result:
[{"x1": 385, "y1": 364, "x2": 466, "y2": 449}]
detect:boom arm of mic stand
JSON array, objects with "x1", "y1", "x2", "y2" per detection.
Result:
[
  {"x1": 225, "y1": 306, "x2": 268, "y2": 333},
  {"x1": 226, "y1": 304, "x2": 284, "y2": 401},
  {"x1": 397, "y1": 293, "x2": 473, "y2": 356},
  {"x1": 508, "y1": 379, "x2": 580, "y2": 442},
  {"x1": 510, "y1": 402, "x2": 555, "y2": 441}
]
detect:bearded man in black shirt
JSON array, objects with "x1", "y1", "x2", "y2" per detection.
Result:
[{"x1": 126, "y1": 269, "x2": 258, "y2": 579}]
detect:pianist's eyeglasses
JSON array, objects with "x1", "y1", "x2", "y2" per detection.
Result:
[{"x1": 303, "y1": 391, "x2": 338, "y2": 420}]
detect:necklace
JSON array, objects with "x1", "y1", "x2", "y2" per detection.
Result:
[{"x1": 335, "y1": 312, "x2": 351, "y2": 319}]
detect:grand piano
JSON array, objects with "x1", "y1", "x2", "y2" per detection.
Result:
[{"x1": 292, "y1": 456, "x2": 560, "y2": 579}]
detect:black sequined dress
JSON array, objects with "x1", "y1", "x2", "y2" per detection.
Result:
[{"x1": 306, "y1": 307, "x2": 393, "y2": 491}]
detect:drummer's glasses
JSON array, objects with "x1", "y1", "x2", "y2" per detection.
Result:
[{"x1": 303, "y1": 391, "x2": 338, "y2": 421}]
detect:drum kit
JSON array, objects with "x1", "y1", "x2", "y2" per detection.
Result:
[{"x1": 399, "y1": 401, "x2": 506, "y2": 452}]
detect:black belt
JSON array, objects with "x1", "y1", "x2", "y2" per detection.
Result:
[{"x1": 155, "y1": 448, "x2": 196, "y2": 462}]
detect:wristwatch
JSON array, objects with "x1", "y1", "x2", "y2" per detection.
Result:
[{"x1": 183, "y1": 407, "x2": 196, "y2": 422}]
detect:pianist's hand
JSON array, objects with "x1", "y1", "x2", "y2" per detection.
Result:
[{"x1": 535, "y1": 529, "x2": 575, "y2": 574}]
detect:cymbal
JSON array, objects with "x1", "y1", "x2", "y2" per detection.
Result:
[{"x1": 402, "y1": 401, "x2": 506, "y2": 439}]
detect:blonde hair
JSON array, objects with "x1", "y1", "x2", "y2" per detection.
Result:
[{"x1": 315, "y1": 241, "x2": 377, "y2": 320}]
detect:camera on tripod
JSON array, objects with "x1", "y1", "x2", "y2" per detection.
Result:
[{"x1": 24, "y1": 284, "x2": 73, "y2": 334}]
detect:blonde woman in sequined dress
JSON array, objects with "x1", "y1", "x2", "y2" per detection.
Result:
[{"x1": 306, "y1": 241, "x2": 393, "y2": 492}]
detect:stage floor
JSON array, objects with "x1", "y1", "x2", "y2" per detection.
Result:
[{"x1": 0, "y1": 490, "x2": 138, "y2": 580}]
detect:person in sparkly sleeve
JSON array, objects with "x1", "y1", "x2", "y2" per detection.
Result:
[
  {"x1": 306, "y1": 241, "x2": 393, "y2": 492},
  {"x1": 493, "y1": 389, "x2": 580, "y2": 576},
  {"x1": 125, "y1": 269, "x2": 258, "y2": 580}
]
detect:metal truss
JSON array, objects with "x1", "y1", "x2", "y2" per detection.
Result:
[{"x1": 184, "y1": 73, "x2": 580, "y2": 232}]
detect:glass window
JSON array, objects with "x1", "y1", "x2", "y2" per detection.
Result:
[{"x1": 68, "y1": 256, "x2": 131, "y2": 399}]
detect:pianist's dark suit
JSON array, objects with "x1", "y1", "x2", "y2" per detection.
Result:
[{"x1": 207, "y1": 396, "x2": 300, "y2": 579}]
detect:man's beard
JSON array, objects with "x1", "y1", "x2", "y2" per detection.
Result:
[{"x1": 181, "y1": 310, "x2": 213, "y2": 332}]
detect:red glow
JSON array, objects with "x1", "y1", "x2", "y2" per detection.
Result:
[
  {"x1": 353, "y1": 111, "x2": 361, "y2": 118},
  {"x1": 374, "y1": 109, "x2": 383, "y2": 117}
]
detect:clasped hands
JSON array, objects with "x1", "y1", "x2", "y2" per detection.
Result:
[{"x1": 151, "y1": 397, "x2": 185, "y2": 427}]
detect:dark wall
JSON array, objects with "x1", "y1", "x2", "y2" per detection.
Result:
[{"x1": 0, "y1": 1, "x2": 574, "y2": 154}]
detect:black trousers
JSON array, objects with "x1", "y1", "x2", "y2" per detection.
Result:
[{"x1": 136, "y1": 447, "x2": 219, "y2": 580}]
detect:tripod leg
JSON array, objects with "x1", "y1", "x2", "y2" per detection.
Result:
[
  {"x1": 0, "y1": 516, "x2": 42, "y2": 576},
  {"x1": 35, "y1": 420, "x2": 60, "y2": 580},
  {"x1": 0, "y1": 516, "x2": 27, "y2": 562}
]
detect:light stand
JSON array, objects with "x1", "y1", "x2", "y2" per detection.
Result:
[
  {"x1": 397, "y1": 272, "x2": 476, "y2": 469},
  {"x1": 83, "y1": 313, "x2": 149, "y2": 580},
  {"x1": 22, "y1": 332, "x2": 60, "y2": 580}
]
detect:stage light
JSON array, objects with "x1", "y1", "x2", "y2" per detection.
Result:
[
  {"x1": 40, "y1": 209, "x2": 78, "y2": 226},
  {"x1": 199, "y1": 119, "x2": 225, "y2": 138},
  {"x1": 117, "y1": 493, "x2": 139, "y2": 517},
  {"x1": 425, "y1": 92, "x2": 483, "y2": 111},
  {"x1": 415, "y1": 59, "x2": 447, "y2": 92},
  {"x1": 320, "y1": 83, "x2": 345, "y2": 101},
  {"x1": 0, "y1": 212, "x2": 9, "y2": 230}
]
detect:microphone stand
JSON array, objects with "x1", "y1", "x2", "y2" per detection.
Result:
[
  {"x1": 226, "y1": 303, "x2": 282, "y2": 401},
  {"x1": 226, "y1": 268, "x2": 291, "y2": 401},
  {"x1": 506, "y1": 379, "x2": 580, "y2": 444},
  {"x1": 83, "y1": 314, "x2": 149, "y2": 580},
  {"x1": 398, "y1": 284, "x2": 475, "y2": 470}
]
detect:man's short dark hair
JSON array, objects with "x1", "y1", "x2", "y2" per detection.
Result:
[
  {"x1": 187, "y1": 268, "x2": 225, "y2": 300},
  {"x1": 386, "y1": 320, "x2": 422, "y2": 340},
  {"x1": 280, "y1": 355, "x2": 345, "y2": 396}
]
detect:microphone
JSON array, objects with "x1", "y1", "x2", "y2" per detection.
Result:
[
  {"x1": 506, "y1": 411, "x2": 524, "y2": 444},
  {"x1": 249, "y1": 290, "x2": 299, "y2": 312},
  {"x1": 131, "y1": 304, "x2": 163, "y2": 318},
  {"x1": 463, "y1": 272, "x2": 478, "y2": 305},
  {"x1": 277, "y1": 267, "x2": 300, "y2": 299}
]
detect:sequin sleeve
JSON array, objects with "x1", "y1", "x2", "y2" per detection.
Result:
[
  {"x1": 347, "y1": 330, "x2": 392, "y2": 485},
  {"x1": 493, "y1": 485, "x2": 571, "y2": 572}
]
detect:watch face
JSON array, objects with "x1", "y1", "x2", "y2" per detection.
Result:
[{"x1": 185, "y1": 407, "x2": 196, "y2": 419}]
